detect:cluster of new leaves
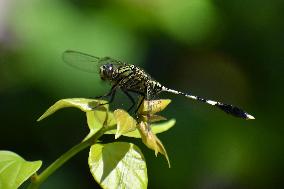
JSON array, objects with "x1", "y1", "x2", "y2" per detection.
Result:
[{"x1": 0, "y1": 98, "x2": 175, "y2": 189}]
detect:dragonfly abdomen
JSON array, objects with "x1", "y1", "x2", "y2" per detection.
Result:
[{"x1": 162, "y1": 87, "x2": 254, "y2": 120}]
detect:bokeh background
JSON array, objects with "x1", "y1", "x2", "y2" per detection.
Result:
[{"x1": 1, "y1": 0, "x2": 283, "y2": 188}]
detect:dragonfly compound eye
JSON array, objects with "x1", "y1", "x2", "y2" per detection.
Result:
[
  {"x1": 100, "y1": 64, "x2": 114, "y2": 80},
  {"x1": 99, "y1": 66, "x2": 107, "y2": 80}
]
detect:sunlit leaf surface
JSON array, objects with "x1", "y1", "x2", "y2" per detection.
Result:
[
  {"x1": 88, "y1": 142, "x2": 147, "y2": 189},
  {"x1": 84, "y1": 111, "x2": 117, "y2": 141},
  {"x1": 105, "y1": 119, "x2": 176, "y2": 138},
  {"x1": 86, "y1": 111, "x2": 116, "y2": 131},
  {"x1": 138, "y1": 99, "x2": 171, "y2": 115},
  {"x1": 37, "y1": 98, "x2": 107, "y2": 121},
  {"x1": 114, "y1": 109, "x2": 137, "y2": 139},
  {"x1": 0, "y1": 151, "x2": 42, "y2": 189},
  {"x1": 138, "y1": 122, "x2": 170, "y2": 168}
]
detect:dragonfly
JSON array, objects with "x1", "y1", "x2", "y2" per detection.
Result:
[{"x1": 63, "y1": 50, "x2": 255, "y2": 120}]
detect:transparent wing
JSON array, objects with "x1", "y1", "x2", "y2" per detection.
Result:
[
  {"x1": 62, "y1": 50, "x2": 101, "y2": 73},
  {"x1": 63, "y1": 50, "x2": 125, "y2": 73}
]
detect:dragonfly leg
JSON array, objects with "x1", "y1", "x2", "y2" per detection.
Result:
[
  {"x1": 97, "y1": 89, "x2": 116, "y2": 106},
  {"x1": 122, "y1": 89, "x2": 136, "y2": 112},
  {"x1": 134, "y1": 95, "x2": 145, "y2": 114},
  {"x1": 94, "y1": 84, "x2": 117, "y2": 99},
  {"x1": 145, "y1": 88, "x2": 152, "y2": 132},
  {"x1": 91, "y1": 90, "x2": 116, "y2": 110},
  {"x1": 92, "y1": 85, "x2": 117, "y2": 109}
]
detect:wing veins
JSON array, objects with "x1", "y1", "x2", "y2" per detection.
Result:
[{"x1": 63, "y1": 50, "x2": 101, "y2": 73}]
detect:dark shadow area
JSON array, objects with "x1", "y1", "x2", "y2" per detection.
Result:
[{"x1": 100, "y1": 142, "x2": 130, "y2": 182}]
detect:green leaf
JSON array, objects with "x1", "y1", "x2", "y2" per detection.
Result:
[
  {"x1": 86, "y1": 111, "x2": 116, "y2": 131},
  {"x1": 151, "y1": 119, "x2": 176, "y2": 134},
  {"x1": 138, "y1": 122, "x2": 171, "y2": 168},
  {"x1": 105, "y1": 119, "x2": 176, "y2": 138},
  {"x1": 37, "y1": 98, "x2": 108, "y2": 121},
  {"x1": 0, "y1": 151, "x2": 42, "y2": 189},
  {"x1": 84, "y1": 111, "x2": 116, "y2": 141},
  {"x1": 88, "y1": 142, "x2": 147, "y2": 189},
  {"x1": 113, "y1": 109, "x2": 137, "y2": 139}
]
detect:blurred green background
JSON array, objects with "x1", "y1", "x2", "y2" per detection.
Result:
[{"x1": 1, "y1": 0, "x2": 283, "y2": 188}]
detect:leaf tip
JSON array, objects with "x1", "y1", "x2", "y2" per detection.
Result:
[
  {"x1": 164, "y1": 154, "x2": 171, "y2": 168},
  {"x1": 37, "y1": 115, "x2": 45, "y2": 122}
]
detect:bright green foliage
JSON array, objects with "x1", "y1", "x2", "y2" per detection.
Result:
[
  {"x1": 87, "y1": 111, "x2": 116, "y2": 131},
  {"x1": 36, "y1": 98, "x2": 112, "y2": 142},
  {"x1": 138, "y1": 122, "x2": 171, "y2": 168},
  {"x1": 105, "y1": 119, "x2": 176, "y2": 138},
  {"x1": 0, "y1": 98, "x2": 175, "y2": 188},
  {"x1": 113, "y1": 109, "x2": 137, "y2": 139},
  {"x1": 135, "y1": 100, "x2": 172, "y2": 168},
  {"x1": 85, "y1": 111, "x2": 116, "y2": 141},
  {"x1": 37, "y1": 98, "x2": 108, "y2": 121},
  {"x1": 88, "y1": 142, "x2": 147, "y2": 189},
  {"x1": 37, "y1": 98, "x2": 175, "y2": 138},
  {"x1": 33, "y1": 98, "x2": 175, "y2": 188},
  {"x1": 0, "y1": 151, "x2": 42, "y2": 189}
]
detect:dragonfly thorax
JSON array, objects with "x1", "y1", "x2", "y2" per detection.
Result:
[{"x1": 99, "y1": 64, "x2": 115, "y2": 81}]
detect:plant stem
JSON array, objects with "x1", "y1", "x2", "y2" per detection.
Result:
[{"x1": 27, "y1": 128, "x2": 107, "y2": 189}]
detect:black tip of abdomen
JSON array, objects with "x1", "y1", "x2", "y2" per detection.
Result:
[{"x1": 216, "y1": 103, "x2": 255, "y2": 120}]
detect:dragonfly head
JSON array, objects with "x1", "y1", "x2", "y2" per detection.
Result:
[{"x1": 99, "y1": 64, "x2": 114, "y2": 81}]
